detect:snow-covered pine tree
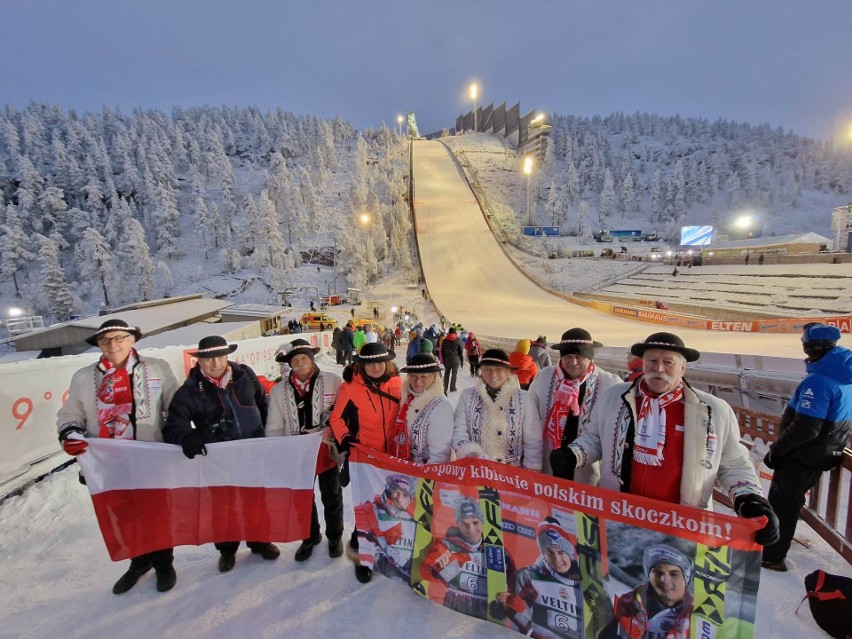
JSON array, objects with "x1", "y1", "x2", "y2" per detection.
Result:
[
  {"x1": 76, "y1": 227, "x2": 115, "y2": 307},
  {"x1": 156, "y1": 261, "x2": 173, "y2": 297},
  {"x1": 599, "y1": 169, "x2": 616, "y2": 225},
  {"x1": 117, "y1": 217, "x2": 156, "y2": 302},
  {"x1": 0, "y1": 204, "x2": 35, "y2": 297},
  {"x1": 35, "y1": 233, "x2": 76, "y2": 320},
  {"x1": 195, "y1": 197, "x2": 211, "y2": 260},
  {"x1": 151, "y1": 181, "x2": 181, "y2": 258}
]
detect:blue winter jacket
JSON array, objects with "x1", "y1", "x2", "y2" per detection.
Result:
[{"x1": 770, "y1": 346, "x2": 852, "y2": 470}]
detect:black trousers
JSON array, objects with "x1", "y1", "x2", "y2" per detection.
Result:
[
  {"x1": 215, "y1": 541, "x2": 273, "y2": 554},
  {"x1": 762, "y1": 459, "x2": 823, "y2": 562},
  {"x1": 468, "y1": 356, "x2": 480, "y2": 376},
  {"x1": 308, "y1": 466, "x2": 344, "y2": 542},
  {"x1": 129, "y1": 548, "x2": 173, "y2": 570},
  {"x1": 443, "y1": 363, "x2": 459, "y2": 393}
]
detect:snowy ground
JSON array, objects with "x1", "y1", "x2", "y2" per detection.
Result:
[{"x1": 0, "y1": 347, "x2": 844, "y2": 639}]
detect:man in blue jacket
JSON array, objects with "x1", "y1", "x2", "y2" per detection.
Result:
[{"x1": 762, "y1": 323, "x2": 852, "y2": 570}]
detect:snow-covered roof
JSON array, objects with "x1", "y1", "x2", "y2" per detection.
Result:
[
  {"x1": 12, "y1": 297, "x2": 235, "y2": 353},
  {"x1": 219, "y1": 303, "x2": 291, "y2": 319},
  {"x1": 134, "y1": 321, "x2": 261, "y2": 350}
]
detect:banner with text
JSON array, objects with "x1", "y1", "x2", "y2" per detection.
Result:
[{"x1": 350, "y1": 446, "x2": 763, "y2": 639}]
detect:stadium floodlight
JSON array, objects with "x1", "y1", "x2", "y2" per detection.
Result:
[
  {"x1": 470, "y1": 83, "x2": 478, "y2": 131},
  {"x1": 523, "y1": 157, "x2": 534, "y2": 225},
  {"x1": 734, "y1": 214, "x2": 753, "y2": 230}
]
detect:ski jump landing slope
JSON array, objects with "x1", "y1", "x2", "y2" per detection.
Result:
[{"x1": 411, "y1": 140, "x2": 802, "y2": 359}]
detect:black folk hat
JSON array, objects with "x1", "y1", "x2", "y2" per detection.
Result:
[
  {"x1": 479, "y1": 348, "x2": 516, "y2": 369},
  {"x1": 550, "y1": 328, "x2": 602, "y2": 358},
  {"x1": 85, "y1": 319, "x2": 143, "y2": 346},
  {"x1": 189, "y1": 335, "x2": 238, "y2": 359},
  {"x1": 631, "y1": 332, "x2": 700, "y2": 362},
  {"x1": 356, "y1": 342, "x2": 395, "y2": 363},
  {"x1": 276, "y1": 338, "x2": 320, "y2": 363},
  {"x1": 400, "y1": 353, "x2": 443, "y2": 374}
]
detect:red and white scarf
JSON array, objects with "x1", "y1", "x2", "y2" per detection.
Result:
[
  {"x1": 97, "y1": 352, "x2": 136, "y2": 439},
  {"x1": 390, "y1": 393, "x2": 414, "y2": 460},
  {"x1": 203, "y1": 366, "x2": 232, "y2": 389},
  {"x1": 633, "y1": 379, "x2": 684, "y2": 466},
  {"x1": 290, "y1": 373, "x2": 311, "y2": 397},
  {"x1": 543, "y1": 362, "x2": 595, "y2": 449}
]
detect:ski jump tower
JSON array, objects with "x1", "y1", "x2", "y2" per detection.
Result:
[{"x1": 406, "y1": 113, "x2": 421, "y2": 139}]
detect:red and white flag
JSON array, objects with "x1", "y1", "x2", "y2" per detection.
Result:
[{"x1": 76, "y1": 435, "x2": 320, "y2": 561}]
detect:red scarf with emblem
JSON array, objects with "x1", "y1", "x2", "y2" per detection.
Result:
[
  {"x1": 390, "y1": 393, "x2": 414, "y2": 460},
  {"x1": 97, "y1": 352, "x2": 136, "y2": 439}
]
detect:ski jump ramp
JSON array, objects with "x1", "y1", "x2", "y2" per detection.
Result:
[{"x1": 411, "y1": 140, "x2": 803, "y2": 359}]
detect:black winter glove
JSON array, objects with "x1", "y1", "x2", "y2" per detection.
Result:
[
  {"x1": 337, "y1": 435, "x2": 351, "y2": 456},
  {"x1": 549, "y1": 448, "x2": 577, "y2": 480},
  {"x1": 734, "y1": 493, "x2": 780, "y2": 546},
  {"x1": 339, "y1": 455, "x2": 351, "y2": 487},
  {"x1": 181, "y1": 431, "x2": 208, "y2": 459}
]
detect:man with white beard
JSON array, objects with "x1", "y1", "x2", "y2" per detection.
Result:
[{"x1": 559, "y1": 332, "x2": 779, "y2": 546}]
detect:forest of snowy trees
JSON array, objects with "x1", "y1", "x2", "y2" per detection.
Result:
[
  {"x1": 0, "y1": 103, "x2": 413, "y2": 321},
  {"x1": 539, "y1": 112, "x2": 852, "y2": 240},
  {"x1": 1, "y1": 102, "x2": 850, "y2": 324}
]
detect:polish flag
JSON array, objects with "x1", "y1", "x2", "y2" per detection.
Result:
[{"x1": 76, "y1": 434, "x2": 321, "y2": 561}]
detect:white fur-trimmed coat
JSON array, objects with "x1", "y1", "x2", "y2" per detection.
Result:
[
  {"x1": 452, "y1": 376, "x2": 543, "y2": 470},
  {"x1": 399, "y1": 379, "x2": 456, "y2": 463}
]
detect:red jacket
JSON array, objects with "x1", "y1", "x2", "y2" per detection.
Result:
[
  {"x1": 509, "y1": 352, "x2": 539, "y2": 386},
  {"x1": 329, "y1": 371, "x2": 401, "y2": 453}
]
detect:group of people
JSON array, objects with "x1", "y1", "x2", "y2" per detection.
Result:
[
  {"x1": 330, "y1": 321, "x2": 398, "y2": 367},
  {"x1": 58, "y1": 320, "x2": 347, "y2": 595},
  {"x1": 57, "y1": 316, "x2": 851, "y2": 627}
]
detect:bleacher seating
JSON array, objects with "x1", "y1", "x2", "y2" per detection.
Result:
[{"x1": 586, "y1": 263, "x2": 852, "y2": 317}]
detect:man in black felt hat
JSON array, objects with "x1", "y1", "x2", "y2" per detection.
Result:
[
  {"x1": 266, "y1": 339, "x2": 345, "y2": 562},
  {"x1": 57, "y1": 318, "x2": 180, "y2": 595},
  {"x1": 561, "y1": 332, "x2": 779, "y2": 547},
  {"x1": 528, "y1": 328, "x2": 622, "y2": 484},
  {"x1": 163, "y1": 335, "x2": 279, "y2": 573}
]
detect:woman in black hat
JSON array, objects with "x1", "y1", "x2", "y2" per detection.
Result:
[
  {"x1": 163, "y1": 335, "x2": 280, "y2": 573},
  {"x1": 328, "y1": 342, "x2": 402, "y2": 583},
  {"x1": 266, "y1": 339, "x2": 345, "y2": 562},
  {"x1": 452, "y1": 348, "x2": 543, "y2": 470},
  {"x1": 391, "y1": 354, "x2": 455, "y2": 464}
]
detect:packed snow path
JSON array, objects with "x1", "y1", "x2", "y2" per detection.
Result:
[{"x1": 412, "y1": 139, "x2": 811, "y2": 359}]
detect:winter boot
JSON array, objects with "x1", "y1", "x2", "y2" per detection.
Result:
[
  {"x1": 112, "y1": 557, "x2": 153, "y2": 595},
  {"x1": 355, "y1": 565, "x2": 373, "y2": 583},
  {"x1": 251, "y1": 542, "x2": 281, "y2": 560},
  {"x1": 328, "y1": 537, "x2": 344, "y2": 559},
  {"x1": 218, "y1": 552, "x2": 237, "y2": 573},
  {"x1": 761, "y1": 559, "x2": 788, "y2": 572},
  {"x1": 294, "y1": 534, "x2": 322, "y2": 562},
  {"x1": 155, "y1": 565, "x2": 177, "y2": 592}
]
